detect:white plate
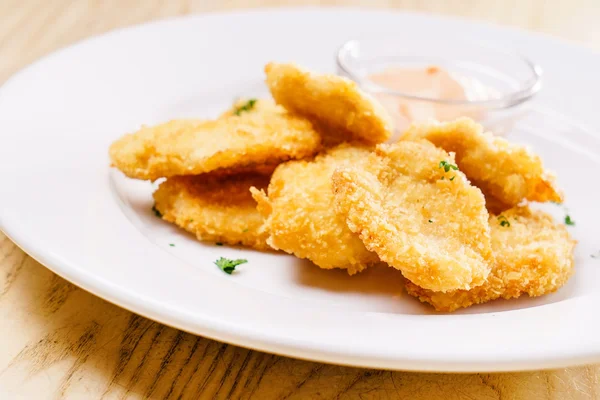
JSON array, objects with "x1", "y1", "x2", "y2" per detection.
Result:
[{"x1": 1, "y1": 8, "x2": 600, "y2": 372}]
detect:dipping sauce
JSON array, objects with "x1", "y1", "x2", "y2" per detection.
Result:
[{"x1": 368, "y1": 66, "x2": 495, "y2": 133}]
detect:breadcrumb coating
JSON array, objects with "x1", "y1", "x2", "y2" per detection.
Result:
[
  {"x1": 265, "y1": 62, "x2": 393, "y2": 145},
  {"x1": 332, "y1": 141, "x2": 493, "y2": 292},
  {"x1": 405, "y1": 206, "x2": 576, "y2": 311},
  {"x1": 402, "y1": 118, "x2": 563, "y2": 207},
  {"x1": 153, "y1": 173, "x2": 271, "y2": 250},
  {"x1": 110, "y1": 99, "x2": 321, "y2": 181},
  {"x1": 251, "y1": 144, "x2": 379, "y2": 274}
]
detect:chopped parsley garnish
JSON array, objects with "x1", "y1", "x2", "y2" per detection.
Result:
[
  {"x1": 169, "y1": 243, "x2": 175, "y2": 247},
  {"x1": 152, "y1": 205, "x2": 162, "y2": 218},
  {"x1": 214, "y1": 257, "x2": 247, "y2": 274},
  {"x1": 439, "y1": 160, "x2": 459, "y2": 173},
  {"x1": 188, "y1": 219, "x2": 194, "y2": 223},
  {"x1": 498, "y1": 215, "x2": 510, "y2": 227},
  {"x1": 216, "y1": 242, "x2": 223, "y2": 246},
  {"x1": 234, "y1": 99, "x2": 257, "y2": 116},
  {"x1": 551, "y1": 201, "x2": 575, "y2": 226},
  {"x1": 428, "y1": 219, "x2": 433, "y2": 223},
  {"x1": 440, "y1": 176, "x2": 445, "y2": 180},
  {"x1": 449, "y1": 176, "x2": 455, "y2": 181},
  {"x1": 242, "y1": 228, "x2": 249, "y2": 233}
]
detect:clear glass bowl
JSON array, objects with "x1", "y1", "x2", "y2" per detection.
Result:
[{"x1": 336, "y1": 38, "x2": 543, "y2": 136}]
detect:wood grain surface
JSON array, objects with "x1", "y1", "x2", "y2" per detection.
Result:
[{"x1": 1, "y1": 1, "x2": 599, "y2": 399}]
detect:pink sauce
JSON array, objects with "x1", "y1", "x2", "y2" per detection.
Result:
[{"x1": 369, "y1": 66, "x2": 481, "y2": 133}]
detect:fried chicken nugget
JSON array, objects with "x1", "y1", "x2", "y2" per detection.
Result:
[
  {"x1": 405, "y1": 206, "x2": 575, "y2": 311},
  {"x1": 153, "y1": 173, "x2": 271, "y2": 250},
  {"x1": 332, "y1": 141, "x2": 493, "y2": 291},
  {"x1": 265, "y1": 62, "x2": 393, "y2": 145},
  {"x1": 109, "y1": 99, "x2": 321, "y2": 181},
  {"x1": 402, "y1": 118, "x2": 563, "y2": 207},
  {"x1": 250, "y1": 144, "x2": 379, "y2": 275}
]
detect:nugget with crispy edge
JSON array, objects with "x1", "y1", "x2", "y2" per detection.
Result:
[
  {"x1": 153, "y1": 173, "x2": 271, "y2": 250},
  {"x1": 265, "y1": 62, "x2": 393, "y2": 145},
  {"x1": 402, "y1": 118, "x2": 563, "y2": 207},
  {"x1": 251, "y1": 144, "x2": 379, "y2": 274},
  {"x1": 332, "y1": 141, "x2": 493, "y2": 291},
  {"x1": 405, "y1": 206, "x2": 575, "y2": 311},
  {"x1": 110, "y1": 99, "x2": 321, "y2": 181}
]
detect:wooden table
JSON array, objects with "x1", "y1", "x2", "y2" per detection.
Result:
[{"x1": 1, "y1": 1, "x2": 599, "y2": 398}]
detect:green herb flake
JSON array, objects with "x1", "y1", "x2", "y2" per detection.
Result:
[
  {"x1": 188, "y1": 219, "x2": 194, "y2": 223},
  {"x1": 152, "y1": 205, "x2": 162, "y2": 218},
  {"x1": 242, "y1": 228, "x2": 249, "y2": 233},
  {"x1": 565, "y1": 215, "x2": 575, "y2": 226},
  {"x1": 440, "y1": 176, "x2": 445, "y2": 180},
  {"x1": 216, "y1": 242, "x2": 223, "y2": 246},
  {"x1": 449, "y1": 176, "x2": 455, "y2": 181},
  {"x1": 234, "y1": 99, "x2": 257, "y2": 116},
  {"x1": 214, "y1": 257, "x2": 247, "y2": 275},
  {"x1": 438, "y1": 160, "x2": 459, "y2": 173},
  {"x1": 498, "y1": 215, "x2": 511, "y2": 227},
  {"x1": 169, "y1": 243, "x2": 175, "y2": 247},
  {"x1": 428, "y1": 219, "x2": 433, "y2": 223}
]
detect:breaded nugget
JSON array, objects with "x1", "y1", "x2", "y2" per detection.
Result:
[
  {"x1": 251, "y1": 144, "x2": 379, "y2": 274},
  {"x1": 402, "y1": 118, "x2": 562, "y2": 207},
  {"x1": 109, "y1": 99, "x2": 321, "y2": 181},
  {"x1": 484, "y1": 193, "x2": 512, "y2": 215},
  {"x1": 265, "y1": 62, "x2": 393, "y2": 145},
  {"x1": 405, "y1": 206, "x2": 575, "y2": 311},
  {"x1": 332, "y1": 141, "x2": 493, "y2": 292},
  {"x1": 153, "y1": 173, "x2": 271, "y2": 250}
]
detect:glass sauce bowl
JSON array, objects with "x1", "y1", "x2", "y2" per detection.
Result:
[{"x1": 336, "y1": 38, "x2": 543, "y2": 137}]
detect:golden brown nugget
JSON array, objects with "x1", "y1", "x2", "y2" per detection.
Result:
[
  {"x1": 484, "y1": 194, "x2": 512, "y2": 215},
  {"x1": 265, "y1": 62, "x2": 393, "y2": 145},
  {"x1": 153, "y1": 173, "x2": 271, "y2": 250},
  {"x1": 110, "y1": 99, "x2": 321, "y2": 181},
  {"x1": 405, "y1": 206, "x2": 576, "y2": 312},
  {"x1": 251, "y1": 144, "x2": 379, "y2": 275},
  {"x1": 332, "y1": 141, "x2": 493, "y2": 292},
  {"x1": 402, "y1": 118, "x2": 562, "y2": 207}
]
